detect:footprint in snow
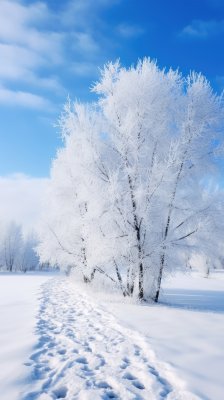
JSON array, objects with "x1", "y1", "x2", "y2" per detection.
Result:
[
  {"x1": 132, "y1": 380, "x2": 145, "y2": 390},
  {"x1": 122, "y1": 371, "x2": 145, "y2": 391},
  {"x1": 120, "y1": 356, "x2": 130, "y2": 369},
  {"x1": 80, "y1": 364, "x2": 94, "y2": 376},
  {"x1": 24, "y1": 361, "x2": 32, "y2": 366},
  {"x1": 101, "y1": 391, "x2": 119, "y2": 399},
  {"x1": 95, "y1": 354, "x2": 106, "y2": 369},
  {"x1": 122, "y1": 372, "x2": 136, "y2": 380},
  {"x1": 134, "y1": 345, "x2": 141, "y2": 356},
  {"x1": 96, "y1": 381, "x2": 112, "y2": 389},
  {"x1": 76, "y1": 356, "x2": 88, "y2": 364},
  {"x1": 52, "y1": 386, "x2": 68, "y2": 399},
  {"x1": 57, "y1": 349, "x2": 66, "y2": 355}
]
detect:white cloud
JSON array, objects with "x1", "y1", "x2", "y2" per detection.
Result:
[
  {"x1": 0, "y1": 86, "x2": 53, "y2": 110},
  {"x1": 61, "y1": 0, "x2": 121, "y2": 59},
  {"x1": 0, "y1": 0, "x2": 63, "y2": 107},
  {"x1": 181, "y1": 19, "x2": 224, "y2": 38},
  {"x1": 27, "y1": 76, "x2": 64, "y2": 94},
  {"x1": 117, "y1": 23, "x2": 144, "y2": 38},
  {"x1": 0, "y1": 174, "x2": 49, "y2": 233},
  {"x1": 72, "y1": 32, "x2": 100, "y2": 54},
  {"x1": 0, "y1": 43, "x2": 45, "y2": 80},
  {"x1": 70, "y1": 61, "x2": 99, "y2": 77},
  {"x1": 0, "y1": 0, "x2": 59, "y2": 56},
  {"x1": 0, "y1": 0, "x2": 123, "y2": 108},
  {"x1": 0, "y1": 43, "x2": 63, "y2": 92},
  {"x1": 61, "y1": 0, "x2": 120, "y2": 28}
]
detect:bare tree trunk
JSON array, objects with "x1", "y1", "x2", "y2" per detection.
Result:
[
  {"x1": 127, "y1": 171, "x2": 144, "y2": 300},
  {"x1": 114, "y1": 259, "x2": 127, "y2": 297},
  {"x1": 138, "y1": 261, "x2": 144, "y2": 299},
  {"x1": 154, "y1": 162, "x2": 184, "y2": 302},
  {"x1": 154, "y1": 118, "x2": 196, "y2": 302},
  {"x1": 154, "y1": 252, "x2": 165, "y2": 302},
  {"x1": 81, "y1": 240, "x2": 96, "y2": 284},
  {"x1": 127, "y1": 265, "x2": 135, "y2": 296}
]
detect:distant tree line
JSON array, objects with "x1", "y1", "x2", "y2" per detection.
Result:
[{"x1": 0, "y1": 221, "x2": 48, "y2": 272}]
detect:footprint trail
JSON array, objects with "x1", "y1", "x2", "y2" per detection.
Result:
[{"x1": 22, "y1": 277, "x2": 201, "y2": 400}]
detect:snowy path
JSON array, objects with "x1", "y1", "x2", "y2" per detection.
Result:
[{"x1": 22, "y1": 277, "x2": 200, "y2": 400}]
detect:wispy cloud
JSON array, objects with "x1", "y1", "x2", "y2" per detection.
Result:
[
  {"x1": 0, "y1": 0, "x2": 125, "y2": 108},
  {"x1": 116, "y1": 23, "x2": 144, "y2": 38},
  {"x1": 0, "y1": 0, "x2": 61, "y2": 57},
  {"x1": 0, "y1": 86, "x2": 53, "y2": 110},
  {"x1": 180, "y1": 19, "x2": 224, "y2": 39},
  {"x1": 0, "y1": 0, "x2": 63, "y2": 108},
  {"x1": 70, "y1": 62, "x2": 99, "y2": 77},
  {"x1": 0, "y1": 0, "x2": 121, "y2": 109},
  {"x1": 0, "y1": 43, "x2": 45, "y2": 80},
  {"x1": 0, "y1": 42, "x2": 63, "y2": 93},
  {"x1": 61, "y1": 0, "x2": 120, "y2": 28},
  {"x1": 71, "y1": 32, "x2": 100, "y2": 55},
  {"x1": 61, "y1": 0, "x2": 122, "y2": 62}
]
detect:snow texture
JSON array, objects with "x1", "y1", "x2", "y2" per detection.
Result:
[
  {"x1": 21, "y1": 276, "x2": 200, "y2": 400},
  {"x1": 1, "y1": 273, "x2": 223, "y2": 400},
  {"x1": 105, "y1": 272, "x2": 224, "y2": 400},
  {"x1": 0, "y1": 273, "x2": 52, "y2": 400}
]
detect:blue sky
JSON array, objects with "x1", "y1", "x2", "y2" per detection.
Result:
[{"x1": 0, "y1": 0, "x2": 224, "y2": 178}]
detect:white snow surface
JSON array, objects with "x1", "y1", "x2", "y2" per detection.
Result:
[
  {"x1": 0, "y1": 273, "x2": 53, "y2": 400},
  {"x1": 21, "y1": 276, "x2": 200, "y2": 400},
  {"x1": 103, "y1": 272, "x2": 224, "y2": 400},
  {"x1": 0, "y1": 272, "x2": 223, "y2": 400}
]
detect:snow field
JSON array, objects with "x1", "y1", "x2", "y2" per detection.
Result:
[
  {"x1": 1, "y1": 273, "x2": 223, "y2": 400},
  {"x1": 104, "y1": 272, "x2": 224, "y2": 400},
  {"x1": 0, "y1": 273, "x2": 53, "y2": 400},
  {"x1": 22, "y1": 277, "x2": 200, "y2": 400}
]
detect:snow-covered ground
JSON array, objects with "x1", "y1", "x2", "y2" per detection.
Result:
[
  {"x1": 20, "y1": 277, "x2": 200, "y2": 400},
  {"x1": 0, "y1": 272, "x2": 223, "y2": 400},
  {"x1": 0, "y1": 273, "x2": 53, "y2": 400},
  {"x1": 104, "y1": 272, "x2": 224, "y2": 400}
]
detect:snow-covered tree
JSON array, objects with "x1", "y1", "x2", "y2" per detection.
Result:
[
  {"x1": 19, "y1": 232, "x2": 40, "y2": 272},
  {"x1": 37, "y1": 59, "x2": 224, "y2": 302},
  {"x1": 0, "y1": 222, "x2": 42, "y2": 272},
  {"x1": 37, "y1": 102, "x2": 116, "y2": 284},
  {"x1": 1, "y1": 222, "x2": 23, "y2": 272},
  {"x1": 92, "y1": 60, "x2": 224, "y2": 300}
]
